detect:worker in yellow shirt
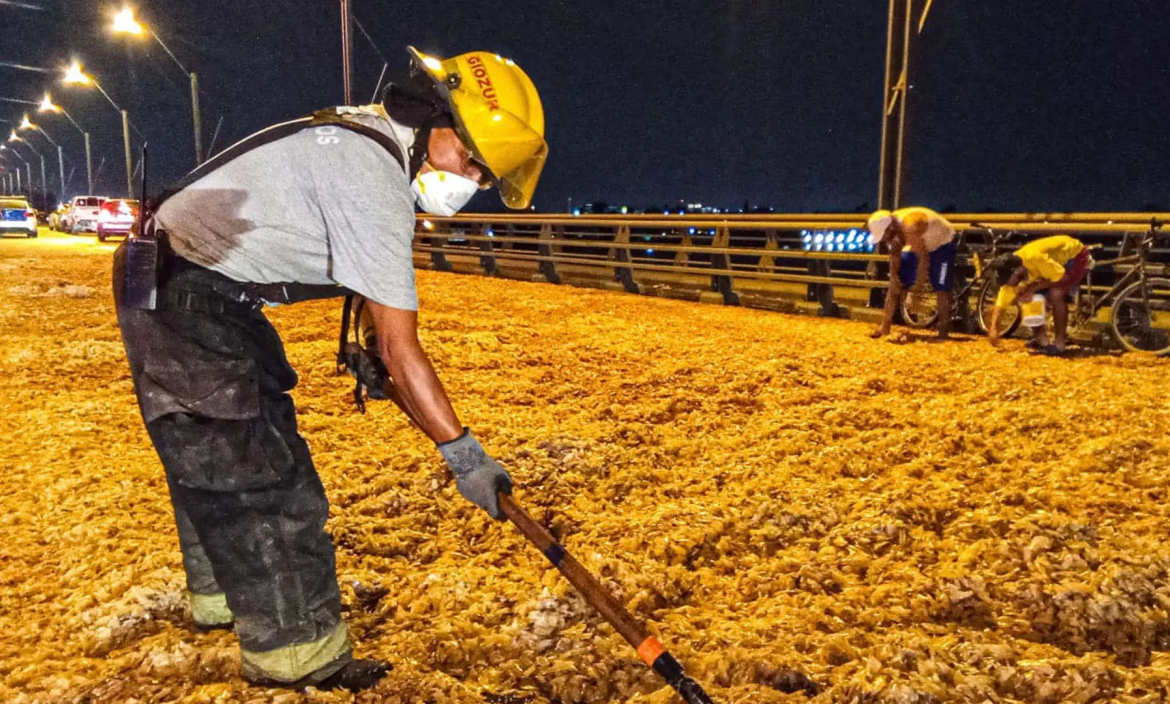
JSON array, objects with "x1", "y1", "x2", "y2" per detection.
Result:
[
  {"x1": 866, "y1": 207, "x2": 958, "y2": 339},
  {"x1": 989, "y1": 235, "x2": 1090, "y2": 353}
]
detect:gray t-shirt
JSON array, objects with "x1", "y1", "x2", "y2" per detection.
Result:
[{"x1": 157, "y1": 109, "x2": 419, "y2": 310}]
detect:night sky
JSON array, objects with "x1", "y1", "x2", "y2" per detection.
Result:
[{"x1": 3, "y1": 0, "x2": 1169, "y2": 212}]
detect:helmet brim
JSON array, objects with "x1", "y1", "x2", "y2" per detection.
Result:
[{"x1": 407, "y1": 46, "x2": 449, "y2": 90}]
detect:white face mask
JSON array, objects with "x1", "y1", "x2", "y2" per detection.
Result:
[{"x1": 411, "y1": 168, "x2": 480, "y2": 216}]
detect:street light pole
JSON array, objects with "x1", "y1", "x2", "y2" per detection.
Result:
[
  {"x1": 41, "y1": 95, "x2": 95, "y2": 194},
  {"x1": 148, "y1": 30, "x2": 202, "y2": 165},
  {"x1": 341, "y1": 0, "x2": 353, "y2": 104},
  {"x1": 0, "y1": 153, "x2": 12, "y2": 192},
  {"x1": 63, "y1": 63, "x2": 137, "y2": 198},
  {"x1": 11, "y1": 134, "x2": 44, "y2": 202},
  {"x1": 121, "y1": 110, "x2": 132, "y2": 197},
  {"x1": 90, "y1": 81, "x2": 135, "y2": 197},
  {"x1": 190, "y1": 72, "x2": 203, "y2": 163},
  {"x1": 8, "y1": 147, "x2": 30, "y2": 197},
  {"x1": 112, "y1": 9, "x2": 204, "y2": 165},
  {"x1": 20, "y1": 115, "x2": 66, "y2": 199},
  {"x1": 877, "y1": 0, "x2": 901, "y2": 210},
  {"x1": 877, "y1": 0, "x2": 933, "y2": 210},
  {"x1": 84, "y1": 132, "x2": 93, "y2": 194},
  {"x1": 892, "y1": 0, "x2": 914, "y2": 208}
]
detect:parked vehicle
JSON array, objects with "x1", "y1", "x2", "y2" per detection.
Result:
[
  {"x1": 96, "y1": 199, "x2": 139, "y2": 242},
  {"x1": 61, "y1": 196, "x2": 107, "y2": 234},
  {"x1": 47, "y1": 203, "x2": 69, "y2": 231},
  {"x1": 0, "y1": 197, "x2": 38, "y2": 238}
]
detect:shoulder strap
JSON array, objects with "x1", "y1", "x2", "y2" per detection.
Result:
[
  {"x1": 150, "y1": 109, "x2": 407, "y2": 212},
  {"x1": 337, "y1": 293, "x2": 355, "y2": 372},
  {"x1": 150, "y1": 118, "x2": 312, "y2": 210},
  {"x1": 307, "y1": 108, "x2": 407, "y2": 173}
]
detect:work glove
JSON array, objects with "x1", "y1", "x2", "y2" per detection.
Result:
[{"x1": 438, "y1": 429, "x2": 513, "y2": 520}]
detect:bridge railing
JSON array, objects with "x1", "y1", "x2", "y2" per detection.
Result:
[{"x1": 413, "y1": 213, "x2": 1170, "y2": 319}]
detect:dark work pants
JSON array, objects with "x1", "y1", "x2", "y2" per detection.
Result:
[{"x1": 113, "y1": 244, "x2": 349, "y2": 680}]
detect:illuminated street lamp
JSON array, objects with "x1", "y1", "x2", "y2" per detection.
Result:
[
  {"x1": 40, "y1": 91, "x2": 94, "y2": 194},
  {"x1": 40, "y1": 92, "x2": 95, "y2": 195},
  {"x1": 112, "y1": 6, "x2": 144, "y2": 35},
  {"x1": 19, "y1": 114, "x2": 66, "y2": 200},
  {"x1": 111, "y1": 7, "x2": 204, "y2": 164},
  {"x1": 62, "y1": 61, "x2": 91, "y2": 86},
  {"x1": 62, "y1": 60, "x2": 134, "y2": 197}
]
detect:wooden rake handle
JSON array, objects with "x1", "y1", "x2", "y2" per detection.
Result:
[
  {"x1": 499, "y1": 494, "x2": 716, "y2": 704},
  {"x1": 376, "y1": 380, "x2": 715, "y2": 702}
]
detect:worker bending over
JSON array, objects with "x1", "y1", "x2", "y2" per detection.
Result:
[{"x1": 867, "y1": 207, "x2": 958, "y2": 339}]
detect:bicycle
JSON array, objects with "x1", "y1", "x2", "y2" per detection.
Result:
[
  {"x1": 901, "y1": 223, "x2": 1022, "y2": 337},
  {"x1": 1065, "y1": 222, "x2": 1170, "y2": 355}
]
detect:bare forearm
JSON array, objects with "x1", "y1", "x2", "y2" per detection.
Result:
[
  {"x1": 1017, "y1": 281, "x2": 1050, "y2": 301},
  {"x1": 365, "y1": 300, "x2": 463, "y2": 444},
  {"x1": 365, "y1": 300, "x2": 511, "y2": 520},
  {"x1": 880, "y1": 253, "x2": 902, "y2": 330},
  {"x1": 882, "y1": 280, "x2": 901, "y2": 328},
  {"x1": 381, "y1": 345, "x2": 463, "y2": 443},
  {"x1": 911, "y1": 242, "x2": 930, "y2": 281}
]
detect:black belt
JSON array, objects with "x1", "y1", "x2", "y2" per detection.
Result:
[{"x1": 165, "y1": 254, "x2": 350, "y2": 315}]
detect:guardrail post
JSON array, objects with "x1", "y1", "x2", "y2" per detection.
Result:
[
  {"x1": 479, "y1": 222, "x2": 500, "y2": 276},
  {"x1": 425, "y1": 222, "x2": 453, "y2": 272},
  {"x1": 611, "y1": 225, "x2": 640, "y2": 294},
  {"x1": 537, "y1": 223, "x2": 561, "y2": 284},
  {"x1": 808, "y1": 257, "x2": 840, "y2": 317},
  {"x1": 756, "y1": 229, "x2": 779, "y2": 273},
  {"x1": 675, "y1": 231, "x2": 693, "y2": 268},
  {"x1": 709, "y1": 226, "x2": 740, "y2": 305}
]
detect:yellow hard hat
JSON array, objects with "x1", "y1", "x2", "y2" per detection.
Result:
[{"x1": 408, "y1": 46, "x2": 547, "y2": 210}]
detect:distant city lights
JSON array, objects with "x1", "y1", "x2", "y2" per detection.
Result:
[{"x1": 800, "y1": 228, "x2": 875, "y2": 253}]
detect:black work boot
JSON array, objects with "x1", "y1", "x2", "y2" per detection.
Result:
[
  {"x1": 314, "y1": 659, "x2": 391, "y2": 691},
  {"x1": 247, "y1": 658, "x2": 391, "y2": 693}
]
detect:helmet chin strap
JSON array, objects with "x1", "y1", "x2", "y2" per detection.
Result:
[{"x1": 382, "y1": 72, "x2": 455, "y2": 177}]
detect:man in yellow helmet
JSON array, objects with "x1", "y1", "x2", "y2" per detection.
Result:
[{"x1": 113, "y1": 48, "x2": 546, "y2": 691}]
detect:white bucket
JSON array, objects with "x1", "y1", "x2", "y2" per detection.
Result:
[{"x1": 1021, "y1": 294, "x2": 1047, "y2": 328}]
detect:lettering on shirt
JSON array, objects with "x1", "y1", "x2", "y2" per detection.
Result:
[
  {"x1": 466, "y1": 56, "x2": 501, "y2": 111},
  {"x1": 315, "y1": 125, "x2": 341, "y2": 145}
]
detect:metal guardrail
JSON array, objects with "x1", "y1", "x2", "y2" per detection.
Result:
[{"x1": 412, "y1": 213, "x2": 1170, "y2": 320}]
